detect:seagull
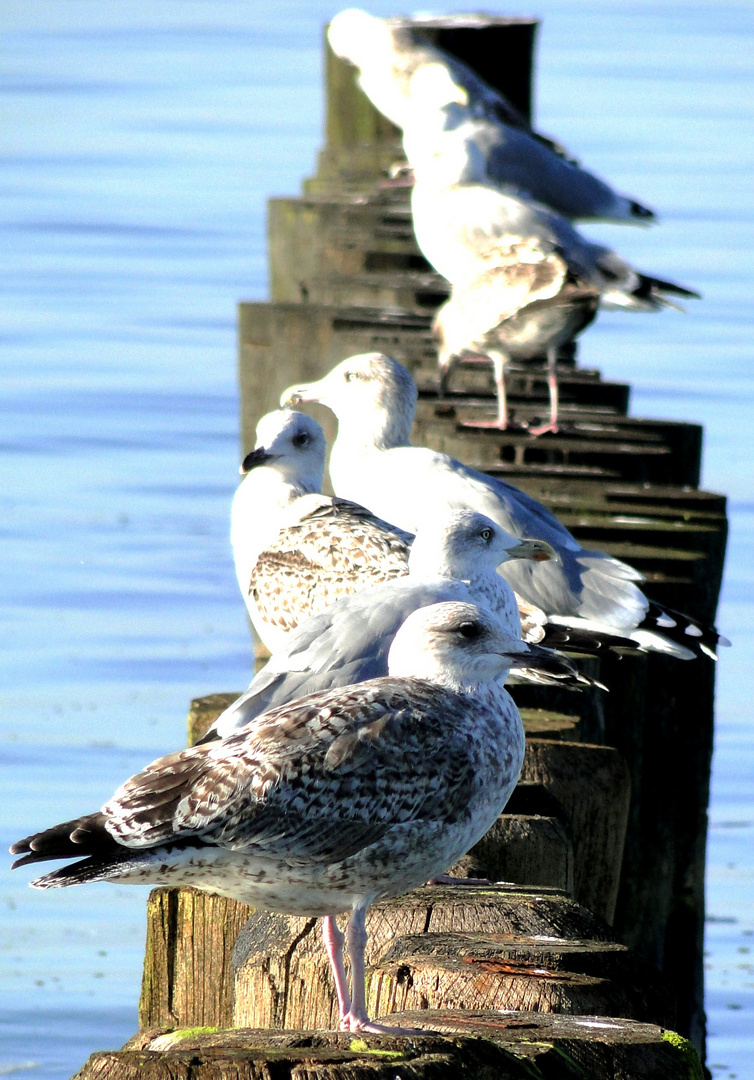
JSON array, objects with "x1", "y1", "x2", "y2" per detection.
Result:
[
  {"x1": 281, "y1": 353, "x2": 727, "y2": 660},
  {"x1": 411, "y1": 178, "x2": 698, "y2": 435},
  {"x1": 328, "y1": 9, "x2": 656, "y2": 225},
  {"x1": 433, "y1": 249, "x2": 600, "y2": 434},
  {"x1": 206, "y1": 507, "x2": 612, "y2": 742},
  {"x1": 231, "y1": 408, "x2": 412, "y2": 652},
  {"x1": 399, "y1": 64, "x2": 698, "y2": 433},
  {"x1": 409, "y1": 181, "x2": 698, "y2": 319},
  {"x1": 11, "y1": 601, "x2": 533, "y2": 1035}
]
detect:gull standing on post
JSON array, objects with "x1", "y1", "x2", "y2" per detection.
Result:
[
  {"x1": 328, "y1": 9, "x2": 656, "y2": 225},
  {"x1": 402, "y1": 67, "x2": 698, "y2": 433},
  {"x1": 281, "y1": 353, "x2": 727, "y2": 660},
  {"x1": 12, "y1": 602, "x2": 533, "y2": 1035}
]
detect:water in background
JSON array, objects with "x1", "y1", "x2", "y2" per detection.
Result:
[{"x1": 1, "y1": 2, "x2": 752, "y2": 1076}]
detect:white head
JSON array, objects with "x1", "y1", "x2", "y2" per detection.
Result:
[
  {"x1": 387, "y1": 600, "x2": 530, "y2": 688},
  {"x1": 328, "y1": 9, "x2": 396, "y2": 63},
  {"x1": 240, "y1": 409, "x2": 326, "y2": 495},
  {"x1": 408, "y1": 510, "x2": 555, "y2": 581},
  {"x1": 328, "y1": 10, "x2": 417, "y2": 128},
  {"x1": 280, "y1": 353, "x2": 417, "y2": 451}
]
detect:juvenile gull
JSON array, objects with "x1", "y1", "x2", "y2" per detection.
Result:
[
  {"x1": 231, "y1": 409, "x2": 412, "y2": 652},
  {"x1": 433, "y1": 248, "x2": 599, "y2": 434},
  {"x1": 409, "y1": 181, "x2": 698, "y2": 317},
  {"x1": 329, "y1": 9, "x2": 655, "y2": 225},
  {"x1": 282, "y1": 353, "x2": 727, "y2": 660},
  {"x1": 12, "y1": 601, "x2": 531, "y2": 1035}
]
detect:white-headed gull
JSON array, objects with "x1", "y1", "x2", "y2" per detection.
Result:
[{"x1": 282, "y1": 353, "x2": 726, "y2": 660}]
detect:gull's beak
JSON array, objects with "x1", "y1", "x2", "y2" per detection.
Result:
[
  {"x1": 280, "y1": 380, "x2": 322, "y2": 407},
  {"x1": 240, "y1": 447, "x2": 275, "y2": 475},
  {"x1": 497, "y1": 638, "x2": 534, "y2": 660},
  {"x1": 504, "y1": 538, "x2": 557, "y2": 563}
]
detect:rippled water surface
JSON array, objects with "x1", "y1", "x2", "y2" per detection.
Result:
[{"x1": 1, "y1": 2, "x2": 752, "y2": 1076}]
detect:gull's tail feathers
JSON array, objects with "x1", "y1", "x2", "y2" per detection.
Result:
[
  {"x1": 602, "y1": 273, "x2": 701, "y2": 313},
  {"x1": 539, "y1": 624, "x2": 641, "y2": 655},
  {"x1": 10, "y1": 813, "x2": 145, "y2": 889},
  {"x1": 629, "y1": 200, "x2": 657, "y2": 224}
]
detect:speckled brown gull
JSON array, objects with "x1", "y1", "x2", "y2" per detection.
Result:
[
  {"x1": 409, "y1": 181, "x2": 698, "y2": 319},
  {"x1": 11, "y1": 601, "x2": 531, "y2": 1035},
  {"x1": 433, "y1": 244, "x2": 599, "y2": 434},
  {"x1": 281, "y1": 353, "x2": 727, "y2": 661},
  {"x1": 408, "y1": 167, "x2": 698, "y2": 437},
  {"x1": 328, "y1": 9, "x2": 655, "y2": 225}
]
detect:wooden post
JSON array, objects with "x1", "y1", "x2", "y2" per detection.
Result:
[
  {"x1": 231, "y1": 883, "x2": 669, "y2": 1032},
  {"x1": 521, "y1": 740, "x2": 631, "y2": 924},
  {"x1": 74, "y1": 1014, "x2": 704, "y2": 1080}
]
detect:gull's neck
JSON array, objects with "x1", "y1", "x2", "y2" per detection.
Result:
[
  {"x1": 230, "y1": 467, "x2": 315, "y2": 565},
  {"x1": 405, "y1": 667, "x2": 515, "y2": 699},
  {"x1": 337, "y1": 401, "x2": 412, "y2": 453}
]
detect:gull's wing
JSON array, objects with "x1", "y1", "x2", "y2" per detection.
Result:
[
  {"x1": 208, "y1": 577, "x2": 469, "y2": 738},
  {"x1": 249, "y1": 498, "x2": 412, "y2": 635},
  {"x1": 14, "y1": 678, "x2": 487, "y2": 873}
]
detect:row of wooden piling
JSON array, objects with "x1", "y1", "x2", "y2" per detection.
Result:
[{"x1": 73, "y1": 17, "x2": 722, "y2": 1078}]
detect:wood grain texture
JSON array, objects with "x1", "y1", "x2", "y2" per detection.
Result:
[
  {"x1": 521, "y1": 739, "x2": 631, "y2": 924},
  {"x1": 231, "y1": 883, "x2": 642, "y2": 1031},
  {"x1": 139, "y1": 888, "x2": 251, "y2": 1030}
]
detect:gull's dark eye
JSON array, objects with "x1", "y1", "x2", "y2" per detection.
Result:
[
  {"x1": 344, "y1": 370, "x2": 357, "y2": 382},
  {"x1": 457, "y1": 621, "x2": 482, "y2": 640},
  {"x1": 292, "y1": 431, "x2": 310, "y2": 447},
  {"x1": 479, "y1": 527, "x2": 493, "y2": 542}
]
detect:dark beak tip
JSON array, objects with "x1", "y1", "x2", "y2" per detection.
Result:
[{"x1": 240, "y1": 448, "x2": 272, "y2": 474}]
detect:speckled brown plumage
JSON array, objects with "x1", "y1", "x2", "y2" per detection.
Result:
[{"x1": 249, "y1": 498, "x2": 412, "y2": 636}]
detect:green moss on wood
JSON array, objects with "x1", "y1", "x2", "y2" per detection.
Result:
[
  {"x1": 348, "y1": 1039, "x2": 407, "y2": 1059},
  {"x1": 661, "y1": 1029, "x2": 704, "y2": 1080}
]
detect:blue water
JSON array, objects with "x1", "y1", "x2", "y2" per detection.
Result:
[{"x1": 0, "y1": 2, "x2": 751, "y2": 1076}]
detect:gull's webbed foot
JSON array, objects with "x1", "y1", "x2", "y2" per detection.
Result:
[
  {"x1": 340, "y1": 1011, "x2": 430, "y2": 1036},
  {"x1": 527, "y1": 420, "x2": 563, "y2": 437}
]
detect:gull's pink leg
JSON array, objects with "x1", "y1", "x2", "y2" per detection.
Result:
[
  {"x1": 461, "y1": 350, "x2": 518, "y2": 431},
  {"x1": 491, "y1": 350, "x2": 509, "y2": 429},
  {"x1": 322, "y1": 915, "x2": 351, "y2": 1023},
  {"x1": 341, "y1": 907, "x2": 427, "y2": 1035},
  {"x1": 528, "y1": 347, "x2": 562, "y2": 436}
]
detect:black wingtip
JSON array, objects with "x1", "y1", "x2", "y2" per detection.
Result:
[
  {"x1": 9, "y1": 813, "x2": 117, "y2": 870},
  {"x1": 643, "y1": 601, "x2": 728, "y2": 659},
  {"x1": 193, "y1": 727, "x2": 223, "y2": 746}
]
